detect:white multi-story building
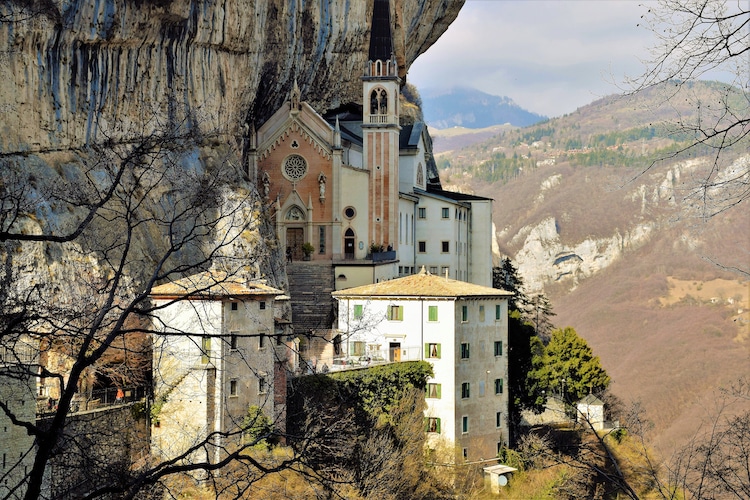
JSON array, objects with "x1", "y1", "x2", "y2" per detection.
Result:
[
  {"x1": 332, "y1": 268, "x2": 512, "y2": 462},
  {"x1": 149, "y1": 271, "x2": 283, "y2": 465}
]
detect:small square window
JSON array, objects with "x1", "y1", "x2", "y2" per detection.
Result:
[
  {"x1": 441, "y1": 241, "x2": 449, "y2": 253},
  {"x1": 229, "y1": 380, "x2": 238, "y2": 396},
  {"x1": 494, "y1": 341, "x2": 503, "y2": 356},
  {"x1": 428, "y1": 305, "x2": 438, "y2": 322},
  {"x1": 441, "y1": 266, "x2": 449, "y2": 277},
  {"x1": 418, "y1": 241, "x2": 426, "y2": 253},
  {"x1": 426, "y1": 417, "x2": 440, "y2": 433},
  {"x1": 429, "y1": 266, "x2": 438, "y2": 274},
  {"x1": 259, "y1": 301, "x2": 266, "y2": 310},
  {"x1": 427, "y1": 383, "x2": 441, "y2": 399},
  {"x1": 461, "y1": 382, "x2": 470, "y2": 399},
  {"x1": 387, "y1": 305, "x2": 403, "y2": 321},
  {"x1": 460, "y1": 343, "x2": 470, "y2": 359},
  {"x1": 231, "y1": 302, "x2": 238, "y2": 311},
  {"x1": 353, "y1": 304, "x2": 364, "y2": 319},
  {"x1": 425, "y1": 343, "x2": 441, "y2": 359},
  {"x1": 418, "y1": 207, "x2": 426, "y2": 219},
  {"x1": 230, "y1": 334, "x2": 238, "y2": 350},
  {"x1": 441, "y1": 207, "x2": 450, "y2": 219}
]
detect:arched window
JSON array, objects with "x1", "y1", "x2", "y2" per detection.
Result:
[{"x1": 370, "y1": 88, "x2": 388, "y2": 115}]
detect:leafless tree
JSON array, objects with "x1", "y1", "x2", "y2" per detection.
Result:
[
  {"x1": 0, "y1": 118, "x2": 344, "y2": 498},
  {"x1": 628, "y1": 0, "x2": 749, "y2": 219}
]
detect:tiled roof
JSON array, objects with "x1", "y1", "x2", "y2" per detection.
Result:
[
  {"x1": 150, "y1": 271, "x2": 283, "y2": 299},
  {"x1": 332, "y1": 267, "x2": 513, "y2": 299}
]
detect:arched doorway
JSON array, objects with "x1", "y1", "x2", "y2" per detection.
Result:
[
  {"x1": 285, "y1": 205, "x2": 306, "y2": 261},
  {"x1": 344, "y1": 228, "x2": 355, "y2": 260}
]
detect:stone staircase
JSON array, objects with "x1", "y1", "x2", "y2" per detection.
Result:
[{"x1": 286, "y1": 261, "x2": 336, "y2": 335}]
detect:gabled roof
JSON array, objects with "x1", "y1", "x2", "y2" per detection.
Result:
[
  {"x1": 578, "y1": 394, "x2": 605, "y2": 406},
  {"x1": 332, "y1": 267, "x2": 513, "y2": 299},
  {"x1": 150, "y1": 271, "x2": 283, "y2": 300}
]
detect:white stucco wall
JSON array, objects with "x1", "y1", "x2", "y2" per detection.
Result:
[{"x1": 335, "y1": 294, "x2": 510, "y2": 461}]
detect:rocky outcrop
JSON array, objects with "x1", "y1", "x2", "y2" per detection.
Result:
[
  {"x1": 512, "y1": 216, "x2": 654, "y2": 292},
  {"x1": 0, "y1": 0, "x2": 463, "y2": 153}
]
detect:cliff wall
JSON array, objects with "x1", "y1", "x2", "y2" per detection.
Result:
[{"x1": 0, "y1": 0, "x2": 463, "y2": 153}]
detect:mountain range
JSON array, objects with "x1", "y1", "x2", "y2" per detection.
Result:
[
  {"x1": 435, "y1": 81, "x2": 750, "y2": 457},
  {"x1": 420, "y1": 87, "x2": 547, "y2": 129}
]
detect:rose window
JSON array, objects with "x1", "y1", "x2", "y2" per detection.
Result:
[{"x1": 283, "y1": 154, "x2": 308, "y2": 181}]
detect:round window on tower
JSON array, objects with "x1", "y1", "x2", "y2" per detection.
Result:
[
  {"x1": 344, "y1": 207, "x2": 356, "y2": 219},
  {"x1": 282, "y1": 154, "x2": 308, "y2": 182}
]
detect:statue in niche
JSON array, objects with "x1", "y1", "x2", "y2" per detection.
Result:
[
  {"x1": 261, "y1": 171, "x2": 270, "y2": 199},
  {"x1": 318, "y1": 172, "x2": 326, "y2": 201}
]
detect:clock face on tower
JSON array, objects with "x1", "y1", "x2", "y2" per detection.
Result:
[{"x1": 282, "y1": 154, "x2": 308, "y2": 182}]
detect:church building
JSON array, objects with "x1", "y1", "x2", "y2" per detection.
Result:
[{"x1": 249, "y1": 0, "x2": 493, "y2": 338}]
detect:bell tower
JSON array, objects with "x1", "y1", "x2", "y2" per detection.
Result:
[{"x1": 362, "y1": 0, "x2": 401, "y2": 250}]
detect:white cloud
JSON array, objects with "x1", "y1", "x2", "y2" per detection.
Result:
[{"x1": 408, "y1": 0, "x2": 659, "y2": 117}]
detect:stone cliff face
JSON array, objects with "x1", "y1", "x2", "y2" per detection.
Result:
[
  {"x1": 494, "y1": 155, "x2": 749, "y2": 293},
  {"x1": 0, "y1": 0, "x2": 463, "y2": 153}
]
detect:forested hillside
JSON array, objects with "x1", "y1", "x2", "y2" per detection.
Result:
[{"x1": 438, "y1": 80, "x2": 749, "y2": 456}]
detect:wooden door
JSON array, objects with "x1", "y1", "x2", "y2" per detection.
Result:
[
  {"x1": 389, "y1": 342, "x2": 401, "y2": 362},
  {"x1": 344, "y1": 228, "x2": 355, "y2": 259},
  {"x1": 286, "y1": 228, "x2": 304, "y2": 261}
]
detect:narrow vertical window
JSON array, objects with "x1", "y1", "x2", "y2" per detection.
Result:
[
  {"x1": 495, "y1": 378, "x2": 504, "y2": 395},
  {"x1": 494, "y1": 341, "x2": 503, "y2": 356},
  {"x1": 319, "y1": 226, "x2": 326, "y2": 254},
  {"x1": 496, "y1": 304, "x2": 502, "y2": 320},
  {"x1": 461, "y1": 305, "x2": 468, "y2": 322},
  {"x1": 462, "y1": 416, "x2": 469, "y2": 433},
  {"x1": 461, "y1": 382, "x2": 470, "y2": 399},
  {"x1": 460, "y1": 343, "x2": 470, "y2": 359},
  {"x1": 201, "y1": 337, "x2": 211, "y2": 364},
  {"x1": 229, "y1": 380, "x2": 238, "y2": 396}
]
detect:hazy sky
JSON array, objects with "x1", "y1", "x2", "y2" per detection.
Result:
[{"x1": 408, "y1": 0, "x2": 659, "y2": 118}]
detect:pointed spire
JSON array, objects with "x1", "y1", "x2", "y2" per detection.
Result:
[
  {"x1": 334, "y1": 116, "x2": 341, "y2": 148},
  {"x1": 290, "y1": 79, "x2": 301, "y2": 111},
  {"x1": 369, "y1": 0, "x2": 393, "y2": 62}
]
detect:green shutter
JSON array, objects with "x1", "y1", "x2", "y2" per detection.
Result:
[
  {"x1": 354, "y1": 304, "x2": 363, "y2": 319},
  {"x1": 424, "y1": 343, "x2": 429, "y2": 358},
  {"x1": 437, "y1": 384, "x2": 442, "y2": 399},
  {"x1": 398, "y1": 306, "x2": 403, "y2": 320},
  {"x1": 428, "y1": 305, "x2": 438, "y2": 321},
  {"x1": 436, "y1": 418, "x2": 441, "y2": 434},
  {"x1": 436, "y1": 343, "x2": 441, "y2": 359}
]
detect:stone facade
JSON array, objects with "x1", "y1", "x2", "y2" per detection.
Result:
[{"x1": 149, "y1": 271, "x2": 284, "y2": 465}]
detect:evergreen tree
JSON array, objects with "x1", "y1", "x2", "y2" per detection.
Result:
[{"x1": 529, "y1": 327, "x2": 610, "y2": 404}]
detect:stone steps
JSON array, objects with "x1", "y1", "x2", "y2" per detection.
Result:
[{"x1": 286, "y1": 262, "x2": 335, "y2": 334}]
